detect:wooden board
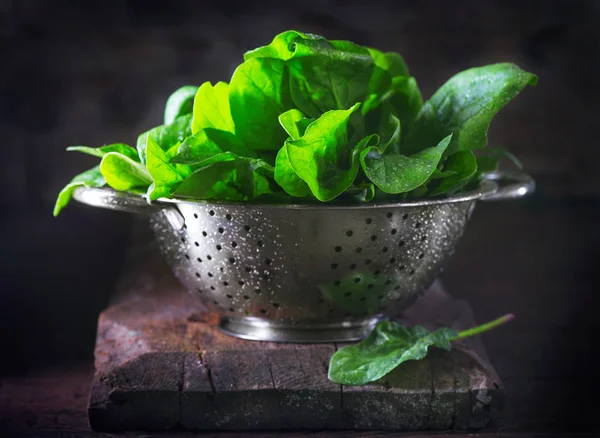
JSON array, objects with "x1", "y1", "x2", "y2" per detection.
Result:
[{"x1": 88, "y1": 240, "x2": 503, "y2": 432}]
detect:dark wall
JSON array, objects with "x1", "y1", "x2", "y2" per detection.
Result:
[{"x1": 1, "y1": 0, "x2": 598, "y2": 429}]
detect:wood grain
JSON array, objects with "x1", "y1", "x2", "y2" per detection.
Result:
[{"x1": 85, "y1": 242, "x2": 502, "y2": 432}]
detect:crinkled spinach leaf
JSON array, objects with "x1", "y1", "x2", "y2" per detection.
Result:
[
  {"x1": 274, "y1": 109, "x2": 313, "y2": 197},
  {"x1": 286, "y1": 104, "x2": 377, "y2": 201}
]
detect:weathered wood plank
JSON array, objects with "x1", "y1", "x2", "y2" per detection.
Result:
[{"x1": 87, "y1": 243, "x2": 503, "y2": 431}]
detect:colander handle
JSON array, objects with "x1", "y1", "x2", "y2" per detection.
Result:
[
  {"x1": 72, "y1": 187, "x2": 185, "y2": 229},
  {"x1": 481, "y1": 170, "x2": 536, "y2": 201}
]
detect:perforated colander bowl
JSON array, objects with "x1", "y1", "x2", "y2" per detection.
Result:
[{"x1": 73, "y1": 170, "x2": 534, "y2": 342}]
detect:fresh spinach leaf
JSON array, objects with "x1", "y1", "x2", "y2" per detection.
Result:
[
  {"x1": 347, "y1": 182, "x2": 376, "y2": 202},
  {"x1": 174, "y1": 154, "x2": 274, "y2": 201},
  {"x1": 99, "y1": 152, "x2": 152, "y2": 192},
  {"x1": 286, "y1": 44, "x2": 376, "y2": 117},
  {"x1": 229, "y1": 57, "x2": 292, "y2": 151},
  {"x1": 329, "y1": 321, "x2": 456, "y2": 385},
  {"x1": 386, "y1": 76, "x2": 423, "y2": 136},
  {"x1": 367, "y1": 49, "x2": 409, "y2": 78},
  {"x1": 67, "y1": 143, "x2": 140, "y2": 161},
  {"x1": 164, "y1": 85, "x2": 198, "y2": 125},
  {"x1": 286, "y1": 104, "x2": 377, "y2": 201},
  {"x1": 274, "y1": 145, "x2": 311, "y2": 198},
  {"x1": 361, "y1": 134, "x2": 452, "y2": 194},
  {"x1": 171, "y1": 128, "x2": 253, "y2": 165},
  {"x1": 427, "y1": 150, "x2": 477, "y2": 196},
  {"x1": 244, "y1": 30, "x2": 327, "y2": 61},
  {"x1": 137, "y1": 113, "x2": 193, "y2": 164},
  {"x1": 274, "y1": 109, "x2": 313, "y2": 197},
  {"x1": 278, "y1": 108, "x2": 313, "y2": 140},
  {"x1": 191, "y1": 82, "x2": 235, "y2": 135},
  {"x1": 405, "y1": 63, "x2": 537, "y2": 156},
  {"x1": 328, "y1": 314, "x2": 514, "y2": 386},
  {"x1": 146, "y1": 136, "x2": 192, "y2": 200},
  {"x1": 53, "y1": 165, "x2": 106, "y2": 216}
]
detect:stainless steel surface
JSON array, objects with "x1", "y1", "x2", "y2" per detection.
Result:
[
  {"x1": 219, "y1": 315, "x2": 384, "y2": 342},
  {"x1": 482, "y1": 170, "x2": 536, "y2": 201},
  {"x1": 73, "y1": 170, "x2": 534, "y2": 342}
]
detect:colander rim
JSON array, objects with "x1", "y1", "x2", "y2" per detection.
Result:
[{"x1": 155, "y1": 178, "x2": 498, "y2": 210}]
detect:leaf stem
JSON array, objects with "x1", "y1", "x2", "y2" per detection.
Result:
[{"x1": 450, "y1": 313, "x2": 514, "y2": 341}]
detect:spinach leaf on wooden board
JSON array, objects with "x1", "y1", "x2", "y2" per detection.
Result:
[
  {"x1": 53, "y1": 166, "x2": 106, "y2": 216},
  {"x1": 328, "y1": 314, "x2": 514, "y2": 386},
  {"x1": 404, "y1": 63, "x2": 537, "y2": 156},
  {"x1": 164, "y1": 85, "x2": 198, "y2": 125}
]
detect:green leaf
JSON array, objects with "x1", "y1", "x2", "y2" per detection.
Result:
[
  {"x1": 191, "y1": 82, "x2": 235, "y2": 135},
  {"x1": 229, "y1": 57, "x2": 292, "y2": 151},
  {"x1": 286, "y1": 43, "x2": 377, "y2": 117},
  {"x1": 171, "y1": 128, "x2": 253, "y2": 165},
  {"x1": 244, "y1": 30, "x2": 327, "y2": 61},
  {"x1": 348, "y1": 182, "x2": 376, "y2": 202},
  {"x1": 146, "y1": 136, "x2": 192, "y2": 200},
  {"x1": 99, "y1": 152, "x2": 152, "y2": 192},
  {"x1": 386, "y1": 76, "x2": 423, "y2": 136},
  {"x1": 278, "y1": 108, "x2": 312, "y2": 140},
  {"x1": 405, "y1": 63, "x2": 537, "y2": 155},
  {"x1": 164, "y1": 85, "x2": 198, "y2": 125},
  {"x1": 274, "y1": 144, "x2": 311, "y2": 197},
  {"x1": 428, "y1": 150, "x2": 477, "y2": 196},
  {"x1": 361, "y1": 134, "x2": 452, "y2": 194},
  {"x1": 137, "y1": 113, "x2": 193, "y2": 164},
  {"x1": 361, "y1": 105, "x2": 402, "y2": 154},
  {"x1": 247, "y1": 32, "x2": 395, "y2": 115},
  {"x1": 274, "y1": 109, "x2": 313, "y2": 197},
  {"x1": 67, "y1": 143, "x2": 139, "y2": 161},
  {"x1": 174, "y1": 154, "x2": 274, "y2": 201},
  {"x1": 367, "y1": 48, "x2": 409, "y2": 77},
  {"x1": 53, "y1": 165, "x2": 105, "y2": 216},
  {"x1": 328, "y1": 321, "x2": 457, "y2": 385},
  {"x1": 286, "y1": 104, "x2": 376, "y2": 201}
]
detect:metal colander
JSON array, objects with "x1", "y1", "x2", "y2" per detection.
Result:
[{"x1": 73, "y1": 170, "x2": 534, "y2": 342}]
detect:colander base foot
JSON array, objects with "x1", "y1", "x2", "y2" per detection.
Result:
[{"x1": 218, "y1": 315, "x2": 385, "y2": 343}]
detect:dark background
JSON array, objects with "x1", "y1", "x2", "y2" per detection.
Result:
[{"x1": 1, "y1": 0, "x2": 599, "y2": 433}]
